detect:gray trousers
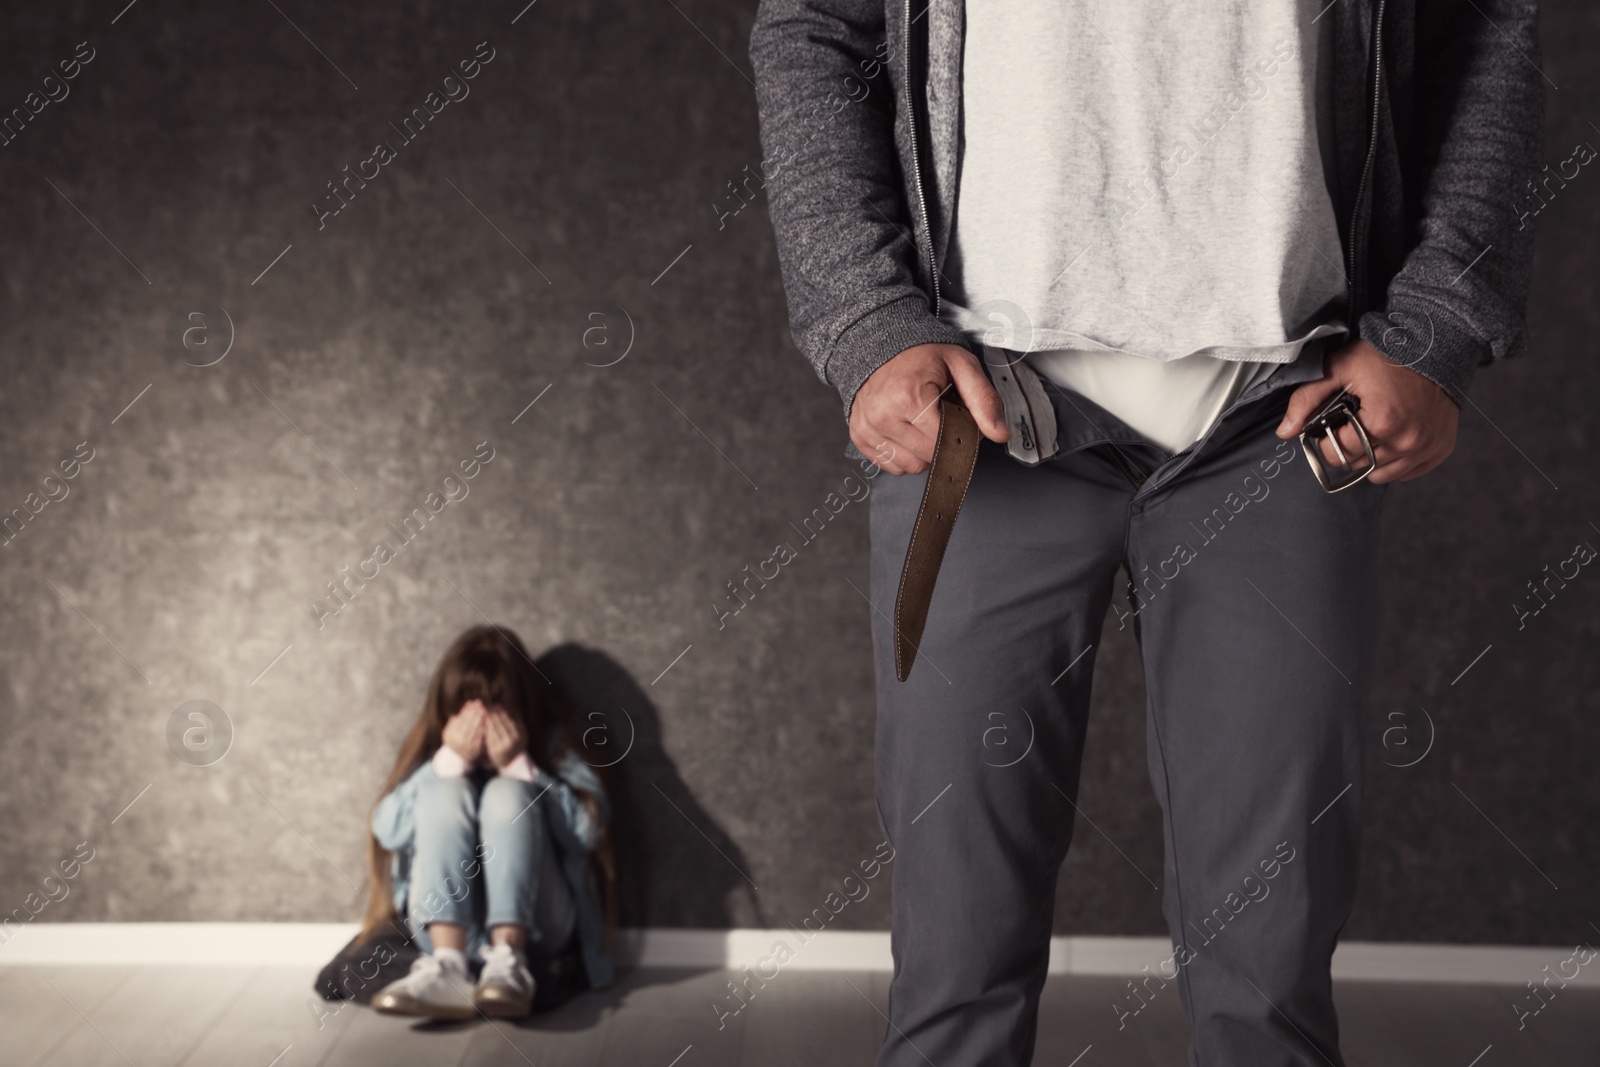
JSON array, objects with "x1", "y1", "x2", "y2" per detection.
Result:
[{"x1": 868, "y1": 343, "x2": 1385, "y2": 1067}]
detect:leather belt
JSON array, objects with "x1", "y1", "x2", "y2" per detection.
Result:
[
  {"x1": 892, "y1": 356, "x2": 1060, "y2": 682},
  {"x1": 889, "y1": 352, "x2": 1367, "y2": 680}
]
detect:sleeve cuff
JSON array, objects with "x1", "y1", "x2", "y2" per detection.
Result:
[
  {"x1": 828, "y1": 294, "x2": 973, "y2": 420},
  {"x1": 1358, "y1": 301, "x2": 1487, "y2": 409},
  {"x1": 499, "y1": 752, "x2": 538, "y2": 783},
  {"x1": 431, "y1": 746, "x2": 470, "y2": 778}
]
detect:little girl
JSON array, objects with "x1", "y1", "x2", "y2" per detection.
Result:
[{"x1": 360, "y1": 624, "x2": 615, "y2": 1020}]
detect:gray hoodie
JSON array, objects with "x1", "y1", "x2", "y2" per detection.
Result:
[{"x1": 747, "y1": 0, "x2": 1544, "y2": 422}]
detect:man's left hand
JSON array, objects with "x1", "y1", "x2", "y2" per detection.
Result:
[{"x1": 1276, "y1": 337, "x2": 1459, "y2": 484}]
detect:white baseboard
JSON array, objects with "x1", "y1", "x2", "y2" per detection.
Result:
[
  {"x1": 0, "y1": 924, "x2": 1592, "y2": 987},
  {"x1": 0, "y1": 923, "x2": 357, "y2": 968}
]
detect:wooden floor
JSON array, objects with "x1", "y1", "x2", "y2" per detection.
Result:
[{"x1": 2, "y1": 964, "x2": 1596, "y2": 1066}]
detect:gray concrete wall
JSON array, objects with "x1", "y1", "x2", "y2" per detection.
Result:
[{"x1": 0, "y1": 1, "x2": 1594, "y2": 944}]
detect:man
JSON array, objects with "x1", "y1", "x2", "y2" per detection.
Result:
[{"x1": 749, "y1": 1, "x2": 1541, "y2": 1064}]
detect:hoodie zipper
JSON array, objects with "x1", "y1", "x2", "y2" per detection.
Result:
[
  {"x1": 903, "y1": 0, "x2": 941, "y2": 319},
  {"x1": 1347, "y1": 0, "x2": 1387, "y2": 320}
]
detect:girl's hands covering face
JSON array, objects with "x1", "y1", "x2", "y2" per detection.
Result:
[
  {"x1": 443, "y1": 699, "x2": 489, "y2": 763},
  {"x1": 484, "y1": 705, "x2": 526, "y2": 770}
]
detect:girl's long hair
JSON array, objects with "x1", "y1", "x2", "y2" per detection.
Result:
[{"x1": 358, "y1": 624, "x2": 619, "y2": 946}]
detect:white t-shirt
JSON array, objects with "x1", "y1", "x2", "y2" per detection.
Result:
[{"x1": 940, "y1": 0, "x2": 1349, "y2": 454}]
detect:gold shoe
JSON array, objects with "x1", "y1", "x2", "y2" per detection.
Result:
[
  {"x1": 473, "y1": 942, "x2": 535, "y2": 1019},
  {"x1": 370, "y1": 955, "x2": 478, "y2": 1021}
]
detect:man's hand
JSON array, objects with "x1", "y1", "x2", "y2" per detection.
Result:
[
  {"x1": 851, "y1": 343, "x2": 1011, "y2": 475},
  {"x1": 1276, "y1": 338, "x2": 1459, "y2": 484}
]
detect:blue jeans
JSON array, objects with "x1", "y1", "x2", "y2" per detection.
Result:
[{"x1": 406, "y1": 772, "x2": 576, "y2": 957}]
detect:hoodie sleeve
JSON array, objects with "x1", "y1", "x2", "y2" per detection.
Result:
[
  {"x1": 748, "y1": 0, "x2": 970, "y2": 420},
  {"x1": 1359, "y1": 0, "x2": 1545, "y2": 405}
]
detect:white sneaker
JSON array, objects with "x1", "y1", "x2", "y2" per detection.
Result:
[
  {"x1": 473, "y1": 942, "x2": 536, "y2": 1019},
  {"x1": 371, "y1": 953, "x2": 477, "y2": 1021}
]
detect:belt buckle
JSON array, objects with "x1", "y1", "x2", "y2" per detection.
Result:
[{"x1": 1298, "y1": 388, "x2": 1376, "y2": 493}]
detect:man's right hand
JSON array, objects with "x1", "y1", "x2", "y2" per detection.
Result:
[{"x1": 849, "y1": 343, "x2": 1010, "y2": 475}]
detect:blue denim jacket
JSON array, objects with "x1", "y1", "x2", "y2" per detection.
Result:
[{"x1": 371, "y1": 748, "x2": 615, "y2": 990}]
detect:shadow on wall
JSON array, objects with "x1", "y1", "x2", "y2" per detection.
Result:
[{"x1": 537, "y1": 643, "x2": 763, "y2": 929}]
